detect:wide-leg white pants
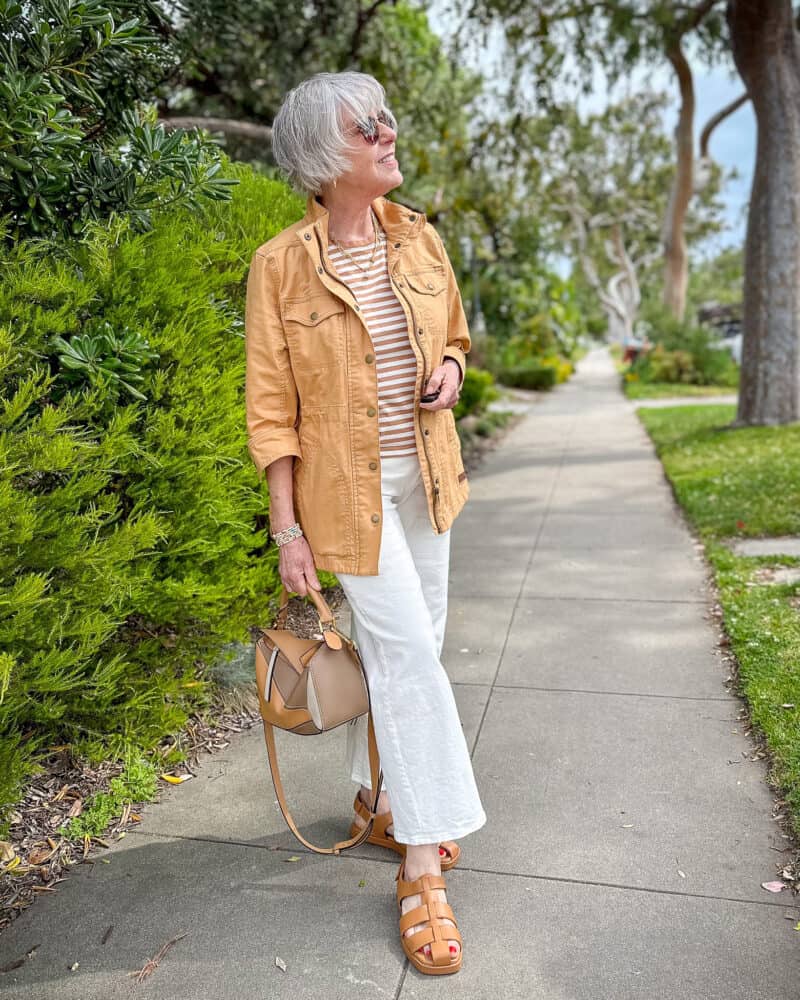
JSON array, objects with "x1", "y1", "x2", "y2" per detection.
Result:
[{"x1": 336, "y1": 453, "x2": 487, "y2": 846}]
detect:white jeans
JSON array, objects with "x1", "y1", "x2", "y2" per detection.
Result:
[{"x1": 337, "y1": 453, "x2": 487, "y2": 846}]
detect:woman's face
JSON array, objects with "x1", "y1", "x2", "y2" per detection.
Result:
[{"x1": 334, "y1": 105, "x2": 402, "y2": 200}]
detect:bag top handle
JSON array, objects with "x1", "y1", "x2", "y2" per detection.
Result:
[{"x1": 274, "y1": 585, "x2": 342, "y2": 650}]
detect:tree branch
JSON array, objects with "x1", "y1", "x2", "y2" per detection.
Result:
[
  {"x1": 699, "y1": 91, "x2": 750, "y2": 158},
  {"x1": 158, "y1": 116, "x2": 272, "y2": 142}
]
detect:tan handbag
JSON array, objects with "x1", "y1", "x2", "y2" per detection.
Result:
[{"x1": 254, "y1": 585, "x2": 384, "y2": 854}]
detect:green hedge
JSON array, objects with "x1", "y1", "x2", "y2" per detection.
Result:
[
  {"x1": 0, "y1": 161, "x2": 303, "y2": 830},
  {"x1": 497, "y1": 363, "x2": 557, "y2": 390}
]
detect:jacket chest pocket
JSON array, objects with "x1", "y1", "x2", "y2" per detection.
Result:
[
  {"x1": 403, "y1": 267, "x2": 447, "y2": 352},
  {"x1": 283, "y1": 297, "x2": 346, "y2": 371}
]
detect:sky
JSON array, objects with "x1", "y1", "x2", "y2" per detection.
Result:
[{"x1": 424, "y1": 3, "x2": 756, "y2": 257}]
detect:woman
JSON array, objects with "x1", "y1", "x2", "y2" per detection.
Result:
[{"x1": 244, "y1": 70, "x2": 486, "y2": 976}]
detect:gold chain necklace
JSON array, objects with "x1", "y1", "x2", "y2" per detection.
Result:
[{"x1": 329, "y1": 211, "x2": 381, "y2": 274}]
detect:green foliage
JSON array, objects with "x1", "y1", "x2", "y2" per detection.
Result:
[
  {"x1": 53, "y1": 321, "x2": 160, "y2": 408},
  {"x1": 453, "y1": 368, "x2": 498, "y2": 421},
  {"x1": 632, "y1": 306, "x2": 740, "y2": 387},
  {"x1": 60, "y1": 750, "x2": 158, "y2": 841},
  {"x1": 0, "y1": 0, "x2": 235, "y2": 239},
  {"x1": 687, "y1": 245, "x2": 744, "y2": 312},
  {"x1": 639, "y1": 403, "x2": 800, "y2": 836},
  {"x1": 497, "y1": 362, "x2": 558, "y2": 391},
  {"x1": 0, "y1": 161, "x2": 300, "y2": 826}
]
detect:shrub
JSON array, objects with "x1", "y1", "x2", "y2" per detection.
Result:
[
  {"x1": 453, "y1": 367, "x2": 498, "y2": 421},
  {"x1": 497, "y1": 362, "x2": 558, "y2": 390},
  {"x1": 0, "y1": 1, "x2": 233, "y2": 240},
  {"x1": 633, "y1": 304, "x2": 740, "y2": 387},
  {"x1": 0, "y1": 161, "x2": 302, "y2": 831}
]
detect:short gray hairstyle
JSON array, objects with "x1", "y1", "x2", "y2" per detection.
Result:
[{"x1": 272, "y1": 71, "x2": 389, "y2": 195}]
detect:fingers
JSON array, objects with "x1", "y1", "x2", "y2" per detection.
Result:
[
  {"x1": 420, "y1": 373, "x2": 460, "y2": 411},
  {"x1": 420, "y1": 363, "x2": 461, "y2": 411},
  {"x1": 279, "y1": 538, "x2": 321, "y2": 595}
]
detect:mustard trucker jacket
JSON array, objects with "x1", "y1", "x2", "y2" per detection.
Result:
[{"x1": 244, "y1": 193, "x2": 471, "y2": 576}]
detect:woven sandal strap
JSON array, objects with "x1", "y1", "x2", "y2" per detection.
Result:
[
  {"x1": 397, "y1": 873, "x2": 447, "y2": 899},
  {"x1": 399, "y1": 900, "x2": 457, "y2": 934}
]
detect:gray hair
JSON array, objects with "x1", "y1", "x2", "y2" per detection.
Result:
[{"x1": 272, "y1": 71, "x2": 389, "y2": 195}]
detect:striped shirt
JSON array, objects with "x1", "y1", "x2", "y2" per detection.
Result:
[{"x1": 327, "y1": 231, "x2": 419, "y2": 458}]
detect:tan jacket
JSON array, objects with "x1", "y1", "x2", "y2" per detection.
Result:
[{"x1": 244, "y1": 193, "x2": 471, "y2": 575}]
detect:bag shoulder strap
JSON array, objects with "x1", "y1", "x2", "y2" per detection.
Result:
[{"x1": 262, "y1": 713, "x2": 383, "y2": 855}]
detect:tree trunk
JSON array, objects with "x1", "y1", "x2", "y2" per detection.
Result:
[
  {"x1": 661, "y1": 43, "x2": 695, "y2": 321},
  {"x1": 728, "y1": 0, "x2": 800, "y2": 425}
]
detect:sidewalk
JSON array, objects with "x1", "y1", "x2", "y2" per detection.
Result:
[{"x1": 2, "y1": 347, "x2": 798, "y2": 999}]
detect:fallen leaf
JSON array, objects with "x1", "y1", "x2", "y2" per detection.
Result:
[
  {"x1": 275, "y1": 956, "x2": 287, "y2": 972},
  {"x1": 762, "y1": 880, "x2": 786, "y2": 893},
  {"x1": 67, "y1": 798, "x2": 83, "y2": 819},
  {"x1": 159, "y1": 773, "x2": 192, "y2": 784},
  {"x1": 29, "y1": 844, "x2": 56, "y2": 865},
  {"x1": 358, "y1": 879, "x2": 366, "y2": 887},
  {"x1": 0, "y1": 841, "x2": 16, "y2": 863}
]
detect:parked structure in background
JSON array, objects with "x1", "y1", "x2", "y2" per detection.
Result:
[{"x1": 697, "y1": 301, "x2": 743, "y2": 364}]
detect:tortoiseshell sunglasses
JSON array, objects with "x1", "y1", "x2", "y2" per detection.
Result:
[{"x1": 351, "y1": 108, "x2": 397, "y2": 145}]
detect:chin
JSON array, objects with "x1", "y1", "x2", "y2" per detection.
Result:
[{"x1": 379, "y1": 170, "x2": 403, "y2": 195}]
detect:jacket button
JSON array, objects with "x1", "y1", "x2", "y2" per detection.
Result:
[
  {"x1": 417, "y1": 328, "x2": 424, "y2": 337},
  {"x1": 397, "y1": 281, "x2": 404, "y2": 288},
  {"x1": 317, "y1": 266, "x2": 323, "y2": 274},
  {"x1": 394, "y1": 242, "x2": 401, "y2": 249},
  {"x1": 354, "y1": 304, "x2": 360, "y2": 311},
  {"x1": 367, "y1": 406, "x2": 376, "y2": 417},
  {"x1": 409, "y1": 214, "x2": 416, "y2": 222},
  {"x1": 423, "y1": 428, "x2": 430, "y2": 436},
  {"x1": 369, "y1": 461, "x2": 378, "y2": 470},
  {"x1": 365, "y1": 353, "x2": 374, "y2": 364},
  {"x1": 371, "y1": 513, "x2": 380, "y2": 523},
  {"x1": 304, "y1": 233, "x2": 311, "y2": 240},
  {"x1": 310, "y1": 311, "x2": 318, "y2": 320}
]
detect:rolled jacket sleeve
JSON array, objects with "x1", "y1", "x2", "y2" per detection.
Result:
[
  {"x1": 434, "y1": 230, "x2": 471, "y2": 387},
  {"x1": 244, "y1": 251, "x2": 302, "y2": 480}
]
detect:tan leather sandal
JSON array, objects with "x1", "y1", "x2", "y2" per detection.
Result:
[
  {"x1": 395, "y1": 859, "x2": 462, "y2": 975},
  {"x1": 349, "y1": 793, "x2": 461, "y2": 870}
]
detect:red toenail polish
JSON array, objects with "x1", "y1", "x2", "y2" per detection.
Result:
[{"x1": 450, "y1": 945, "x2": 458, "y2": 953}]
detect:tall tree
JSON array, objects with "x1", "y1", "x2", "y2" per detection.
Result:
[
  {"x1": 461, "y1": 0, "x2": 734, "y2": 319},
  {"x1": 727, "y1": 0, "x2": 800, "y2": 425}
]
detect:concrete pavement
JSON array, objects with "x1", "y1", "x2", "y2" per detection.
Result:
[{"x1": 2, "y1": 347, "x2": 798, "y2": 999}]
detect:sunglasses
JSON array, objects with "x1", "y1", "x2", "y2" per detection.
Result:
[{"x1": 350, "y1": 108, "x2": 397, "y2": 145}]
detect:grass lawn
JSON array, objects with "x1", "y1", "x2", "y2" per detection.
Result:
[
  {"x1": 625, "y1": 381, "x2": 738, "y2": 400},
  {"x1": 638, "y1": 404, "x2": 800, "y2": 839}
]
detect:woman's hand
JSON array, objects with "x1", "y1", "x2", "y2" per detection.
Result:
[
  {"x1": 278, "y1": 535, "x2": 322, "y2": 596},
  {"x1": 419, "y1": 359, "x2": 462, "y2": 411}
]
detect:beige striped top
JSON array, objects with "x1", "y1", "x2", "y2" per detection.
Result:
[{"x1": 327, "y1": 231, "x2": 419, "y2": 458}]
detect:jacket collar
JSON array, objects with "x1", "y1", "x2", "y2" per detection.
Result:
[{"x1": 299, "y1": 193, "x2": 425, "y2": 252}]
